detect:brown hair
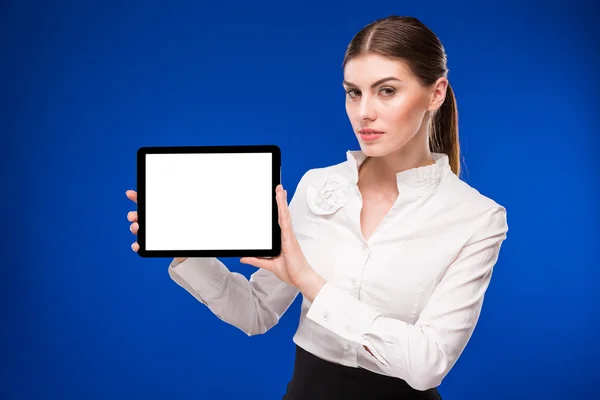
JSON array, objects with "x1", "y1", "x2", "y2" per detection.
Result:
[{"x1": 342, "y1": 16, "x2": 461, "y2": 176}]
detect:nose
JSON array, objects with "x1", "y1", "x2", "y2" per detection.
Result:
[{"x1": 359, "y1": 95, "x2": 376, "y2": 121}]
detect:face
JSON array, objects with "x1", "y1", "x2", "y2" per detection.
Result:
[{"x1": 342, "y1": 53, "x2": 447, "y2": 158}]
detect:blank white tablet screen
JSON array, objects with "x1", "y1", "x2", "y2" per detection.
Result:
[{"x1": 144, "y1": 152, "x2": 273, "y2": 251}]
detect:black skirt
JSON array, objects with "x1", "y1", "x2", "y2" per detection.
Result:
[{"x1": 283, "y1": 345, "x2": 442, "y2": 400}]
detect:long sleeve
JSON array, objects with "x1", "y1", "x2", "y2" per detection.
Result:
[
  {"x1": 305, "y1": 206, "x2": 508, "y2": 390},
  {"x1": 168, "y1": 170, "x2": 311, "y2": 336},
  {"x1": 168, "y1": 258, "x2": 299, "y2": 336}
]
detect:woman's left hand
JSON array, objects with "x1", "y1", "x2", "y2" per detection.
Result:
[{"x1": 240, "y1": 185, "x2": 314, "y2": 288}]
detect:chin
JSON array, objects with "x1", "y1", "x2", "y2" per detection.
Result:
[
  {"x1": 358, "y1": 144, "x2": 386, "y2": 157},
  {"x1": 359, "y1": 138, "x2": 411, "y2": 159}
]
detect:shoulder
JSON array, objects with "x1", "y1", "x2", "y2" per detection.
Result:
[
  {"x1": 439, "y1": 172, "x2": 508, "y2": 243},
  {"x1": 289, "y1": 160, "x2": 352, "y2": 216},
  {"x1": 297, "y1": 160, "x2": 349, "y2": 184},
  {"x1": 293, "y1": 159, "x2": 351, "y2": 195}
]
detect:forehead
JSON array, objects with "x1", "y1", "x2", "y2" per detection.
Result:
[{"x1": 343, "y1": 53, "x2": 414, "y2": 84}]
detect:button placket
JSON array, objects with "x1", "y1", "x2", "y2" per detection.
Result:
[
  {"x1": 343, "y1": 342, "x2": 358, "y2": 366},
  {"x1": 352, "y1": 243, "x2": 370, "y2": 300}
]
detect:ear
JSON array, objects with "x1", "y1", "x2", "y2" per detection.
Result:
[{"x1": 427, "y1": 77, "x2": 448, "y2": 112}]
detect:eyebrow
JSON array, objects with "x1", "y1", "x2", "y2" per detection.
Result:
[{"x1": 342, "y1": 77, "x2": 401, "y2": 88}]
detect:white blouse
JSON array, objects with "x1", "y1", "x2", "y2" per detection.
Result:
[{"x1": 167, "y1": 150, "x2": 508, "y2": 391}]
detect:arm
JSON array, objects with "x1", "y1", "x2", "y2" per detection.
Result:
[
  {"x1": 168, "y1": 258, "x2": 299, "y2": 336},
  {"x1": 168, "y1": 171, "x2": 311, "y2": 336},
  {"x1": 303, "y1": 206, "x2": 508, "y2": 390}
]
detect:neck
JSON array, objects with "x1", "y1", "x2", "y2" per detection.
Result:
[{"x1": 358, "y1": 131, "x2": 435, "y2": 193}]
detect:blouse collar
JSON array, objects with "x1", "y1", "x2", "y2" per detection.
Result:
[{"x1": 345, "y1": 149, "x2": 451, "y2": 192}]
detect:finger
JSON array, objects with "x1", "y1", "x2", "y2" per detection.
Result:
[
  {"x1": 130, "y1": 222, "x2": 138, "y2": 234},
  {"x1": 277, "y1": 190, "x2": 294, "y2": 246},
  {"x1": 276, "y1": 189, "x2": 286, "y2": 227},
  {"x1": 126, "y1": 190, "x2": 138, "y2": 203},
  {"x1": 127, "y1": 211, "x2": 137, "y2": 222},
  {"x1": 131, "y1": 242, "x2": 139, "y2": 252}
]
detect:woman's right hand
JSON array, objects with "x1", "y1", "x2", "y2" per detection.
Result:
[{"x1": 126, "y1": 189, "x2": 188, "y2": 264}]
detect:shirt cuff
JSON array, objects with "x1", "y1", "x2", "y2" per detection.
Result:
[{"x1": 306, "y1": 282, "x2": 381, "y2": 349}]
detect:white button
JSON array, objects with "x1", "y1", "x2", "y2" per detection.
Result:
[
  {"x1": 345, "y1": 326, "x2": 351, "y2": 333},
  {"x1": 323, "y1": 312, "x2": 329, "y2": 321}
]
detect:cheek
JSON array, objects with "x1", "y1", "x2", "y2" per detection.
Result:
[
  {"x1": 346, "y1": 102, "x2": 361, "y2": 125},
  {"x1": 383, "y1": 95, "x2": 426, "y2": 128},
  {"x1": 344, "y1": 101, "x2": 352, "y2": 116}
]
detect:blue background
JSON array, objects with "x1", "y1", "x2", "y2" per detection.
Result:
[{"x1": 2, "y1": 1, "x2": 598, "y2": 399}]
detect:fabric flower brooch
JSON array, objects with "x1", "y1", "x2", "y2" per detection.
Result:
[{"x1": 306, "y1": 174, "x2": 350, "y2": 215}]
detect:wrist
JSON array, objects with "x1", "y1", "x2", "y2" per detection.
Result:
[{"x1": 296, "y1": 268, "x2": 326, "y2": 303}]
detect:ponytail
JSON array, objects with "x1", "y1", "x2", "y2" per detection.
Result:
[{"x1": 430, "y1": 82, "x2": 460, "y2": 176}]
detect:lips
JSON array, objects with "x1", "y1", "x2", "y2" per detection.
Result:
[
  {"x1": 359, "y1": 129, "x2": 384, "y2": 142},
  {"x1": 359, "y1": 128, "x2": 384, "y2": 134}
]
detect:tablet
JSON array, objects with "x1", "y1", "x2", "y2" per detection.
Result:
[{"x1": 136, "y1": 145, "x2": 281, "y2": 258}]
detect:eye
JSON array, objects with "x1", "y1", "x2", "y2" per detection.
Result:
[
  {"x1": 379, "y1": 87, "x2": 396, "y2": 96},
  {"x1": 346, "y1": 89, "x2": 360, "y2": 98}
]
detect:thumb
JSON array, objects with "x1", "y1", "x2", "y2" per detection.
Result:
[{"x1": 240, "y1": 257, "x2": 273, "y2": 271}]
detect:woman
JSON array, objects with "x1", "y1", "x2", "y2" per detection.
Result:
[{"x1": 126, "y1": 16, "x2": 507, "y2": 399}]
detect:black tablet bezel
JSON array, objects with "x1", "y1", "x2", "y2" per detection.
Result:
[{"x1": 136, "y1": 144, "x2": 281, "y2": 258}]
